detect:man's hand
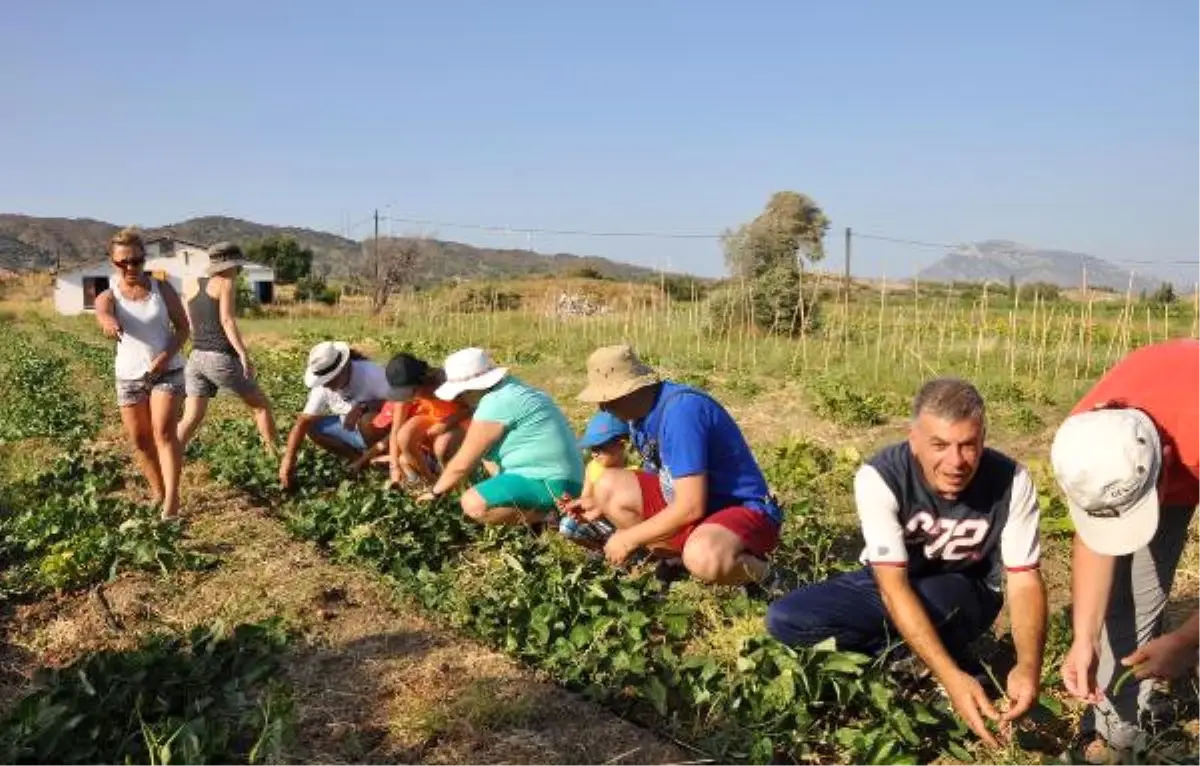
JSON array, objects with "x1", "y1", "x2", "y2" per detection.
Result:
[
  {"x1": 603, "y1": 528, "x2": 639, "y2": 566},
  {"x1": 1062, "y1": 640, "x2": 1103, "y2": 704},
  {"x1": 278, "y1": 460, "x2": 295, "y2": 491},
  {"x1": 1121, "y1": 631, "x2": 1198, "y2": 681},
  {"x1": 1000, "y1": 662, "x2": 1040, "y2": 724},
  {"x1": 342, "y1": 405, "x2": 364, "y2": 432},
  {"x1": 240, "y1": 354, "x2": 255, "y2": 380},
  {"x1": 942, "y1": 669, "x2": 1002, "y2": 748},
  {"x1": 99, "y1": 316, "x2": 123, "y2": 340}
]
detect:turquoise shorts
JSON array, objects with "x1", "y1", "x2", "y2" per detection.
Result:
[{"x1": 473, "y1": 473, "x2": 582, "y2": 512}]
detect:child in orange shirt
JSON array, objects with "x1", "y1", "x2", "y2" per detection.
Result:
[{"x1": 379, "y1": 352, "x2": 471, "y2": 488}]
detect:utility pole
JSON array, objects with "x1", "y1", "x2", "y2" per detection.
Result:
[
  {"x1": 844, "y1": 226, "x2": 852, "y2": 290},
  {"x1": 373, "y1": 208, "x2": 380, "y2": 285}
]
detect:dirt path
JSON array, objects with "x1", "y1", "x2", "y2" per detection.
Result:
[{"x1": 1, "y1": 463, "x2": 685, "y2": 765}]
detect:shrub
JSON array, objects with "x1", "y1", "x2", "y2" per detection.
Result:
[{"x1": 293, "y1": 276, "x2": 340, "y2": 305}]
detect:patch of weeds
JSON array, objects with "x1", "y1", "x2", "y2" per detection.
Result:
[
  {"x1": 675, "y1": 371, "x2": 711, "y2": 390},
  {"x1": 1002, "y1": 403, "x2": 1044, "y2": 434},
  {"x1": 806, "y1": 374, "x2": 900, "y2": 427},
  {"x1": 723, "y1": 375, "x2": 764, "y2": 399},
  {"x1": 1026, "y1": 458, "x2": 1074, "y2": 538}
]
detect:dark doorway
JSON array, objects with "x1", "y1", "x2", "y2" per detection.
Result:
[
  {"x1": 253, "y1": 281, "x2": 274, "y2": 304},
  {"x1": 83, "y1": 276, "x2": 109, "y2": 310}
]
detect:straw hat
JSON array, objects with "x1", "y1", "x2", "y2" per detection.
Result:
[{"x1": 577, "y1": 344, "x2": 660, "y2": 403}]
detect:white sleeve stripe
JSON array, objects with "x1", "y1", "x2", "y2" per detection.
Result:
[
  {"x1": 1000, "y1": 465, "x2": 1041, "y2": 568},
  {"x1": 855, "y1": 465, "x2": 907, "y2": 564}
]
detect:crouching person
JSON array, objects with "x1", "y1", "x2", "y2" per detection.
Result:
[
  {"x1": 765, "y1": 377, "x2": 1047, "y2": 748},
  {"x1": 569, "y1": 344, "x2": 784, "y2": 589}
]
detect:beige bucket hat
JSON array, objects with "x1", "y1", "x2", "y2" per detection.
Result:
[{"x1": 577, "y1": 344, "x2": 660, "y2": 403}]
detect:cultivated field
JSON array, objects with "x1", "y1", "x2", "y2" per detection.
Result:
[{"x1": 0, "y1": 279, "x2": 1196, "y2": 765}]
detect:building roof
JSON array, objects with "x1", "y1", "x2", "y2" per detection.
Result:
[{"x1": 146, "y1": 235, "x2": 210, "y2": 249}]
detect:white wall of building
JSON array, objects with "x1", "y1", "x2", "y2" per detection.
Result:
[
  {"x1": 54, "y1": 240, "x2": 277, "y2": 315},
  {"x1": 54, "y1": 265, "x2": 113, "y2": 316}
]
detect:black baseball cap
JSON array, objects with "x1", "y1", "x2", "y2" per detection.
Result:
[{"x1": 386, "y1": 353, "x2": 430, "y2": 388}]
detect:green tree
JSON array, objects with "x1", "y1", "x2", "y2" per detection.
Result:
[
  {"x1": 1150, "y1": 282, "x2": 1177, "y2": 304},
  {"x1": 243, "y1": 235, "x2": 313, "y2": 284},
  {"x1": 711, "y1": 191, "x2": 829, "y2": 336}
]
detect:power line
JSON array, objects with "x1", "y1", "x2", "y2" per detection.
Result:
[
  {"x1": 852, "y1": 232, "x2": 963, "y2": 249},
  {"x1": 378, "y1": 213, "x2": 723, "y2": 240},
  {"x1": 368, "y1": 209, "x2": 1197, "y2": 269}
]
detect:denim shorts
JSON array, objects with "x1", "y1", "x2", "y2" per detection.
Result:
[
  {"x1": 310, "y1": 415, "x2": 367, "y2": 452},
  {"x1": 115, "y1": 368, "x2": 186, "y2": 407}
]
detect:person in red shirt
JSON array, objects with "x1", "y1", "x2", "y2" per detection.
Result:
[{"x1": 1051, "y1": 339, "x2": 1199, "y2": 759}]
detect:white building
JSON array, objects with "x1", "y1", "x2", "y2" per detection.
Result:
[{"x1": 54, "y1": 237, "x2": 276, "y2": 316}]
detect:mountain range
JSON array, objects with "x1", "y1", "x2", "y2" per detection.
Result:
[
  {"x1": 916, "y1": 240, "x2": 1187, "y2": 293},
  {"x1": 0, "y1": 214, "x2": 670, "y2": 284}
]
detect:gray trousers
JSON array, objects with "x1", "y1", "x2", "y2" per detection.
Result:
[{"x1": 1086, "y1": 504, "x2": 1197, "y2": 749}]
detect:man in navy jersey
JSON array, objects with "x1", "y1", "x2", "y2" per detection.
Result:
[{"x1": 766, "y1": 377, "x2": 1047, "y2": 747}]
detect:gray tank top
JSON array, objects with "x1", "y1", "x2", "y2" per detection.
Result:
[{"x1": 187, "y1": 279, "x2": 236, "y2": 355}]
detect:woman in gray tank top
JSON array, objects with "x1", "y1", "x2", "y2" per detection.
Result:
[
  {"x1": 177, "y1": 242, "x2": 279, "y2": 453},
  {"x1": 94, "y1": 227, "x2": 190, "y2": 520}
]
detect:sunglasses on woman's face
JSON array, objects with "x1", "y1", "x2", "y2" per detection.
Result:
[{"x1": 112, "y1": 257, "x2": 146, "y2": 271}]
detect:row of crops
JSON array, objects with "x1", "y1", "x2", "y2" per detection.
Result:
[{"x1": 0, "y1": 325, "x2": 294, "y2": 764}]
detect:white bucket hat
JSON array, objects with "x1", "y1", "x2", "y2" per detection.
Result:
[
  {"x1": 435, "y1": 347, "x2": 508, "y2": 401},
  {"x1": 1050, "y1": 407, "x2": 1162, "y2": 556},
  {"x1": 304, "y1": 341, "x2": 352, "y2": 389}
]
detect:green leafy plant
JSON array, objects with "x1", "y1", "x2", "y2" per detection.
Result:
[{"x1": 0, "y1": 620, "x2": 293, "y2": 764}]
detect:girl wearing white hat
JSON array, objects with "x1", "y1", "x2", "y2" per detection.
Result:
[
  {"x1": 418, "y1": 347, "x2": 584, "y2": 526},
  {"x1": 277, "y1": 341, "x2": 399, "y2": 489}
]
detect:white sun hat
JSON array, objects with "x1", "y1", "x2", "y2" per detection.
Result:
[
  {"x1": 435, "y1": 347, "x2": 508, "y2": 401},
  {"x1": 1050, "y1": 407, "x2": 1162, "y2": 556},
  {"x1": 304, "y1": 340, "x2": 352, "y2": 389}
]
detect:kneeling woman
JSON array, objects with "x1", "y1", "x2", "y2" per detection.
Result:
[
  {"x1": 418, "y1": 347, "x2": 583, "y2": 525},
  {"x1": 278, "y1": 341, "x2": 395, "y2": 489}
]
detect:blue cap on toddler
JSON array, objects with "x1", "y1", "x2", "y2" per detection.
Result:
[{"x1": 577, "y1": 411, "x2": 630, "y2": 450}]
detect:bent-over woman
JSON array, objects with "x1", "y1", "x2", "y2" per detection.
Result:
[{"x1": 418, "y1": 347, "x2": 583, "y2": 525}]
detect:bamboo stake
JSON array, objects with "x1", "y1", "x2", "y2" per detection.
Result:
[{"x1": 874, "y1": 276, "x2": 887, "y2": 381}]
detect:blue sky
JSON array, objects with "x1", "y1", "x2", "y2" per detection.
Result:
[{"x1": 2, "y1": 1, "x2": 1196, "y2": 281}]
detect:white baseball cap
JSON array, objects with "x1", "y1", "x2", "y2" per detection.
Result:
[
  {"x1": 1050, "y1": 408, "x2": 1162, "y2": 556},
  {"x1": 434, "y1": 347, "x2": 508, "y2": 401}
]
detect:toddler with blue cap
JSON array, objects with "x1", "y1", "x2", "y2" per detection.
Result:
[{"x1": 558, "y1": 411, "x2": 630, "y2": 547}]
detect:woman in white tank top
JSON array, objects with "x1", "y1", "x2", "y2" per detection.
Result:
[{"x1": 94, "y1": 228, "x2": 191, "y2": 520}]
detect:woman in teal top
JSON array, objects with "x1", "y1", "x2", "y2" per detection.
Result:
[{"x1": 419, "y1": 347, "x2": 583, "y2": 525}]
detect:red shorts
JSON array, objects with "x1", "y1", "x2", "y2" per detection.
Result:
[{"x1": 636, "y1": 472, "x2": 780, "y2": 557}]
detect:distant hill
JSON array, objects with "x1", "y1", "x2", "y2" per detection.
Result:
[
  {"x1": 0, "y1": 214, "x2": 675, "y2": 284},
  {"x1": 916, "y1": 240, "x2": 1179, "y2": 293}
]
